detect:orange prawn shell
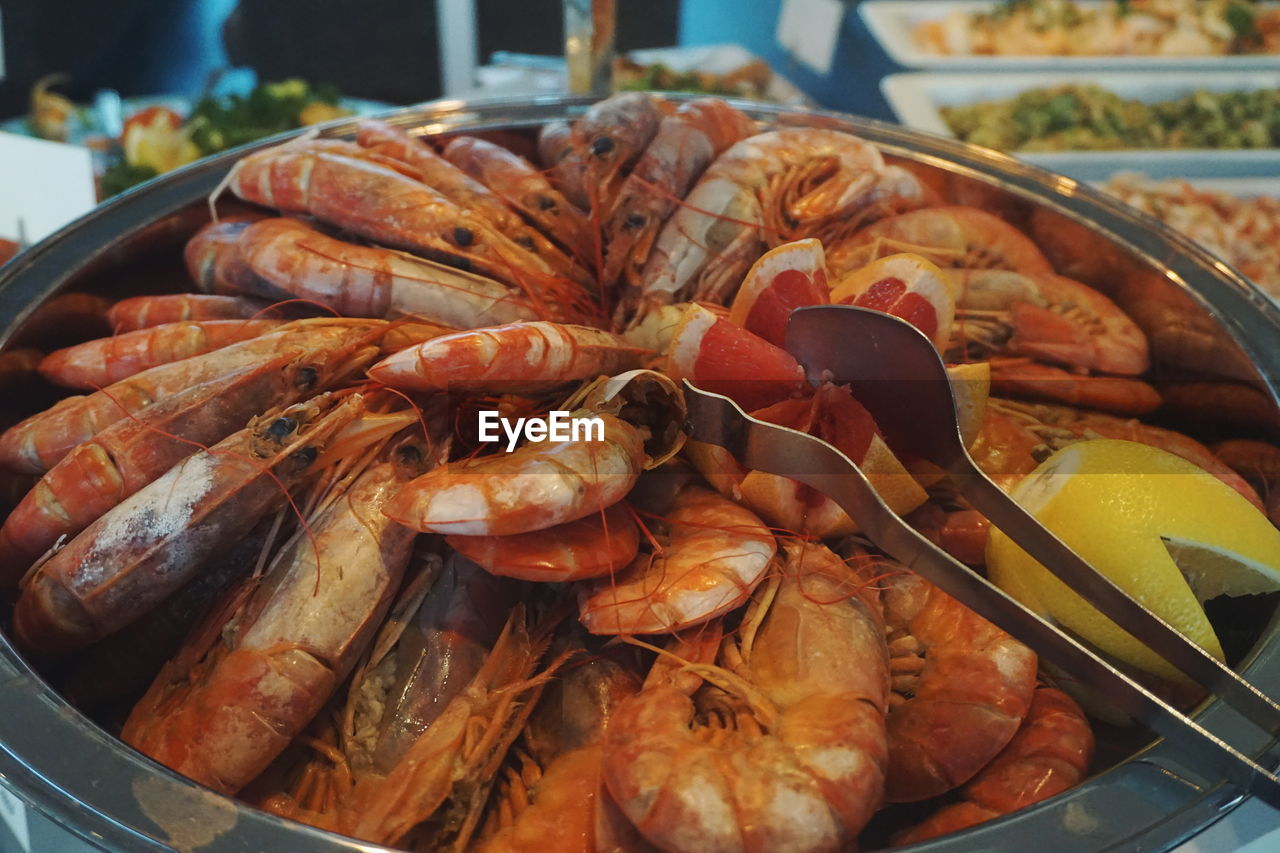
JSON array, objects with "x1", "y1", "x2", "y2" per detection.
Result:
[
  {"x1": 882, "y1": 570, "x2": 1039, "y2": 802},
  {"x1": 577, "y1": 486, "x2": 776, "y2": 635},
  {"x1": 107, "y1": 293, "x2": 274, "y2": 332},
  {"x1": 830, "y1": 206, "x2": 1053, "y2": 278},
  {"x1": 894, "y1": 686, "x2": 1093, "y2": 844},
  {"x1": 122, "y1": 457, "x2": 419, "y2": 795},
  {"x1": 446, "y1": 503, "x2": 640, "y2": 582},
  {"x1": 384, "y1": 411, "x2": 648, "y2": 536},
  {"x1": 602, "y1": 541, "x2": 891, "y2": 851},
  {"x1": 38, "y1": 318, "x2": 281, "y2": 389},
  {"x1": 368, "y1": 321, "x2": 647, "y2": 394}
]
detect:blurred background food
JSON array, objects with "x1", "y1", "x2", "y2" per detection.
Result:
[
  {"x1": 2, "y1": 6, "x2": 1276, "y2": 281},
  {"x1": 915, "y1": 0, "x2": 1280, "y2": 57},
  {"x1": 942, "y1": 83, "x2": 1280, "y2": 151},
  {"x1": 1104, "y1": 173, "x2": 1280, "y2": 300}
]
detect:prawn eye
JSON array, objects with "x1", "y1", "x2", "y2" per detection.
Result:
[
  {"x1": 516, "y1": 236, "x2": 535, "y2": 250},
  {"x1": 625, "y1": 212, "x2": 646, "y2": 230},
  {"x1": 295, "y1": 366, "x2": 319, "y2": 391},
  {"x1": 453, "y1": 226, "x2": 474, "y2": 247},
  {"x1": 395, "y1": 444, "x2": 423, "y2": 467},
  {"x1": 288, "y1": 446, "x2": 318, "y2": 468},
  {"x1": 266, "y1": 416, "x2": 299, "y2": 440},
  {"x1": 590, "y1": 136, "x2": 614, "y2": 157},
  {"x1": 537, "y1": 196, "x2": 557, "y2": 211}
]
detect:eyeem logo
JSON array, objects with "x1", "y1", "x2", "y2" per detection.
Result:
[{"x1": 478, "y1": 411, "x2": 605, "y2": 452}]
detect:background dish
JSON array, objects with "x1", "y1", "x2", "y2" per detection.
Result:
[
  {"x1": 861, "y1": 0, "x2": 1280, "y2": 70},
  {"x1": 882, "y1": 70, "x2": 1280, "y2": 180}
]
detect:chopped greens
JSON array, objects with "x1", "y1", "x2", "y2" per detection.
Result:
[
  {"x1": 187, "y1": 79, "x2": 343, "y2": 155},
  {"x1": 942, "y1": 84, "x2": 1280, "y2": 152},
  {"x1": 100, "y1": 162, "x2": 159, "y2": 198}
]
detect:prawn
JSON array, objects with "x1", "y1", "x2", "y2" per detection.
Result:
[
  {"x1": 107, "y1": 293, "x2": 280, "y2": 332},
  {"x1": 224, "y1": 143, "x2": 581, "y2": 315},
  {"x1": 949, "y1": 269, "x2": 1149, "y2": 376},
  {"x1": 602, "y1": 540, "x2": 891, "y2": 852},
  {"x1": 442, "y1": 135, "x2": 596, "y2": 270},
  {"x1": 184, "y1": 218, "x2": 268, "y2": 295},
  {"x1": 121, "y1": 443, "x2": 428, "y2": 794},
  {"x1": 572, "y1": 92, "x2": 672, "y2": 215},
  {"x1": 879, "y1": 564, "x2": 1039, "y2": 802},
  {"x1": 578, "y1": 485, "x2": 776, "y2": 635},
  {"x1": 383, "y1": 369, "x2": 685, "y2": 536},
  {"x1": 367, "y1": 320, "x2": 650, "y2": 394},
  {"x1": 0, "y1": 353, "x2": 325, "y2": 582},
  {"x1": 894, "y1": 686, "x2": 1093, "y2": 845},
  {"x1": 1213, "y1": 439, "x2": 1280, "y2": 527},
  {"x1": 827, "y1": 206, "x2": 1053, "y2": 278},
  {"x1": 339, "y1": 603, "x2": 561, "y2": 847},
  {"x1": 634, "y1": 128, "x2": 924, "y2": 318},
  {"x1": 603, "y1": 98, "x2": 758, "y2": 297},
  {"x1": 447, "y1": 503, "x2": 640, "y2": 582},
  {"x1": 987, "y1": 358, "x2": 1162, "y2": 416},
  {"x1": 357, "y1": 119, "x2": 586, "y2": 280},
  {"x1": 537, "y1": 120, "x2": 591, "y2": 210},
  {"x1": 475, "y1": 629, "x2": 645, "y2": 853},
  {"x1": 994, "y1": 399, "x2": 1265, "y2": 509},
  {"x1": 229, "y1": 217, "x2": 540, "y2": 327},
  {"x1": 0, "y1": 318, "x2": 378, "y2": 474},
  {"x1": 12, "y1": 394, "x2": 411, "y2": 655},
  {"x1": 38, "y1": 319, "x2": 281, "y2": 389}
]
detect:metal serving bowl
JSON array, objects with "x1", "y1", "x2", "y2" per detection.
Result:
[{"x1": 0, "y1": 95, "x2": 1278, "y2": 853}]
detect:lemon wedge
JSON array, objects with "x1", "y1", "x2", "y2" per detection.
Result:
[
  {"x1": 123, "y1": 116, "x2": 200, "y2": 175},
  {"x1": 987, "y1": 438, "x2": 1280, "y2": 683}
]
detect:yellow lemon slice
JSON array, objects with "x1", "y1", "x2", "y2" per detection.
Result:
[
  {"x1": 123, "y1": 117, "x2": 200, "y2": 175},
  {"x1": 987, "y1": 438, "x2": 1280, "y2": 683}
]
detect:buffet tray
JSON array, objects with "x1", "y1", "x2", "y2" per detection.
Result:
[
  {"x1": 882, "y1": 69, "x2": 1280, "y2": 181},
  {"x1": 0, "y1": 94, "x2": 1279, "y2": 853},
  {"x1": 861, "y1": 0, "x2": 1280, "y2": 70}
]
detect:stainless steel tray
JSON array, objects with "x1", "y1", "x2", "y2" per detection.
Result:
[{"x1": 0, "y1": 94, "x2": 1277, "y2": 853}]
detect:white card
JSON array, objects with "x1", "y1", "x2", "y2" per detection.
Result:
[
  {"x1": 0, "y1": 785, "x2": 30, "y2": 852},
  {"x1": 776, "y1": 0, "x2": 845, "y2": 75},
  {"x1": 0, "y1": 132, "x2": 96, "y2": 244}
]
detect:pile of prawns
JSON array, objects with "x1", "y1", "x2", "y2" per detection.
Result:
[{"x1": 1, "y1": 92, "x2": 1276, "y2": 852}]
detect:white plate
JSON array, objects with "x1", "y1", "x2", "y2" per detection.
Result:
[
  {"x1": 860, "y1": 0, "x2": 1280, "y2": 70},
  {"x1": 881, "y1": 70, "x2": 1280, "y2": 181}
]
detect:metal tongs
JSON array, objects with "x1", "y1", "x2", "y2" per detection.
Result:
[{"x1": 681, "y1": 304, "x2": 1280, "y2": 808}]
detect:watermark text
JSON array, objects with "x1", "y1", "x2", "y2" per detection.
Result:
[{"x1": 478, "y1": 411, "x2": 604, "y2": 451}]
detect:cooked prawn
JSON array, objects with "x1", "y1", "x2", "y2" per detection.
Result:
[
  {"x1": 367, "y1": 320, "x2": 649, "y2": 394},
  {"x1": 879, "y1": 564, "x2": 1039, "y2": 802},
  {"x1": 602, "y1": 540, "x2": 891, "y2": 852},
  {"x1": 230, "y1": 217, "x2": 540, "y2": 327},
  {"x1": 121, "y1": 446, "x2": 426, "y2": 794},
  {"x1": 634, "y1": 128, "x2": 923, "y2": 318},
  {"x1": 383, "y1": 369, "x2": 685, "y2": 536},
  {"x1": 829, "y1": 206, "x2": 1053, "y2": 278},
  {"x1": 578, "y1": 485, "x2": 776, "y2": 635},
  {"x1": 604, "y1": 98, "x2": 757, "y2": 295},
  {"x1": 894, "y1": 686, "x2": 1093, "y2": 845},
  {"x1": 38, "y1": 319, "x2": 280, "y2": 389}
]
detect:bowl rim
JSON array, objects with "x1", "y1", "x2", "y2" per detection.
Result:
[{"x1": 0, "y1": 92, "x2": 1277, "y2": 853}]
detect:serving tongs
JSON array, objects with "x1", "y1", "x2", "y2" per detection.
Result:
[{"x1": 681, "y1": 304, "x2": 1280, "y2": 808}]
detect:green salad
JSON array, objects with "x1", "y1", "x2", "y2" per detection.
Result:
[
  {"x1": 942, "y1": 84, "x2": 1280, "y2": 152},
  {"x1": 187, "y1": 79, "x2": 345, "y2": 155},
  {"x1": 99, "y1": 79, "x2": 348, "y2": 197}
]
